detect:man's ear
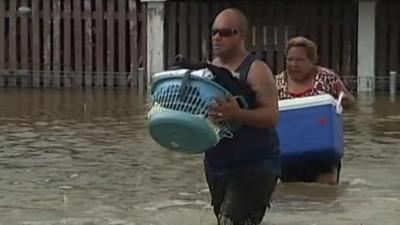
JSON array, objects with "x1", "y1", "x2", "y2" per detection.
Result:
[{"x1": 239, "y1": 30, "x2": 247, "y2": 41}]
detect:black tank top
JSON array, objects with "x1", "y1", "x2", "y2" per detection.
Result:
[{"x1": 204, "y1": 54, "x2": 281, "y2": 175}]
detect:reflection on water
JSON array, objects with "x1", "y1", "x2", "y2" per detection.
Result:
[{"x1": 0, "y1": 88, "x2": 399, "y2": 225}]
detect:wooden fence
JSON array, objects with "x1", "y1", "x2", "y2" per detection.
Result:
[
  {"x1": 376, "y1": 0, "x2": 400, "y2": 91},
  {"x1": 1, "y1": 0, "x2": 398, "y2": 91},
  {"x1": 165, "y1": 0, "x2": 358, "y2": 90},
  {"x1": 0, "y1": 0, "x2": 146, "y2": 88}
]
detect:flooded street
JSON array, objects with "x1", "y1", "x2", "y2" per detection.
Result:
[{"x1": 0, "y1": 88, "x2": 399, "y2": 225}]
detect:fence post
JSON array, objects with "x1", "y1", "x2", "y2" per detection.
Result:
[
  {"x1": 357, "y1": 1, "x2": 376, "y2": 92},
  {"x1": 389, "y1": 71, "x2": 397, "y2": 97},
  {"x1": 138, "y1": 67, "x2": 145, "y2": 94},
  {"x1": 141, "y1": 0, "x2": 167, "y2": 90}
]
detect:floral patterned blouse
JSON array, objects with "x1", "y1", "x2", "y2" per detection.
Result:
[{"x1": 275, "y1": 66, "x2": 342, "y2": 100}]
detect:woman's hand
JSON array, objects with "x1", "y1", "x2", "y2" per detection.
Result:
[{"x1": 335, "y1": 79, "x2": 356, "y2": 109}]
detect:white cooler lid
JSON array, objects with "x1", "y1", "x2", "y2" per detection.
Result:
[{"x1": 278, "y1": 94, "x2": 338, "y2": 111}]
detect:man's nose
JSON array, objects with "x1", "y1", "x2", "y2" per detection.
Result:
[{"x1": 289, "y1": 60, "x2": 298, "y2": 67}]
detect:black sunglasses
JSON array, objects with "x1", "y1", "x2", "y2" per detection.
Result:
[{"x1": 211, "y1": 28, "x2": 239, "y2": 37}]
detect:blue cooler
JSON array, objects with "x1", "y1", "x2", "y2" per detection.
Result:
[{"x1": 276, "y1": 94, "x2": 344, "y2": 163}]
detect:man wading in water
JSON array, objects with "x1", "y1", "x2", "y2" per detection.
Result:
[{"x1": 205, "y1": 8, "x2": 281, "y2": 225}]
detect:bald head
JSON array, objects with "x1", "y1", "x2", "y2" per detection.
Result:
[
  {"x1": 211, "y1": 8, "x2": 248, "y2": 59},
  {"x1": 213, "y1": 8, "x2": 248, "y2": 37}
]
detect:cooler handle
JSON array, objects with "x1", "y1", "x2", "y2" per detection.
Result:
[{"x1": 336, "y1": 91, "x2": 344, "y2": 114}]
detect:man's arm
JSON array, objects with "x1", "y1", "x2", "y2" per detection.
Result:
[{"x1": 233, "y1": 60, "x2": 279, "y2": 128}]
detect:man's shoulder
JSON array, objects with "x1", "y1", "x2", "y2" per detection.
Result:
[
  {"x1": 248, "y1": 59, "x2": 273, "y2": 76},
  {"x1": 251, "y1": 58, "x2": 269, "y2": 67},
  {"x1": 246, "y1": 60, "x2": 276, "y2": 90}
]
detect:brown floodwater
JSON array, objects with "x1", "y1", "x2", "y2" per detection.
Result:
[{"x1": 0, "y1": 88, "x2": 399, "y2": 225}]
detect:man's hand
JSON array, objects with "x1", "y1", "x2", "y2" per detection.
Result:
[
  {"x1": 208, "y1": 59, "x2": 279, "y2": 128},
  {"x1": 208, "y1": 96, "x2": 242, "y2": 123}
]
